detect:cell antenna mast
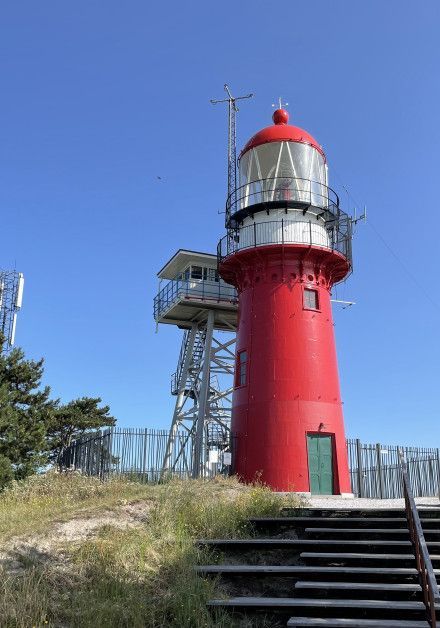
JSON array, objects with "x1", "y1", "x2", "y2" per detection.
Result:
[
  {"x1": 0, "y1": 270, "x2": 24, "y2": 352},
  {"x1": 211, "y1": 84, "x2": 253, "y2": 225}
]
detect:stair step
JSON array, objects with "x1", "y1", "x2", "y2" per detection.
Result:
[
  {"x1": 301, "y1": 552, "x2": 415, "y2": 562},
  {"x1": 287, "y1": 618, "x2": 429, "y2": 627},
  {"x1": 207, "y1": 597, "x2": 426, "y2": 611},
  {"x1": 305, "y1": 527, "x2": 411, "y2": 534},
  {"x1": 251, "y1": 516, "x2": 440, "y2": 527},
  {"x1": 197, "y1": 565, "x2": 418, "y2": 576},
  {"x1": 294, "y1": 581, "x2": 421, "y2": 592},
  {"x1": 250, "y1": 517, "x2": 408, "y2": 526},
  {"x1": 282, "y1": 507, "x2": 440, "y2": 517},
  {"x1": 199, "y1": 538, "x2": 412, "y2": 548}
]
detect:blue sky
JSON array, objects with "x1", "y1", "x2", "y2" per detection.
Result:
[{"x1": 2, "y1": 1, "x2": 440, "y2": 445}]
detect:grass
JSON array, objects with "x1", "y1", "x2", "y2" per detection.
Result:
[{"x1": 0, "y1": 472, "x2": 302, "y2": 627}]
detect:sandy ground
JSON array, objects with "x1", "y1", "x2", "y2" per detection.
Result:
[{"x1": 0, "y1": 500, "x2": 151, "y2": 574}]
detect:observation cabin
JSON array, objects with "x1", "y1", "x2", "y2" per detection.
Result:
[
  {"x1": 154, "y1": 250, "x2": 237, "y2": 331},
  {"x1": 218, "y1": 108, "x2": 352, "y2": 274}
]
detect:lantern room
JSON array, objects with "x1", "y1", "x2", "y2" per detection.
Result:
[{"x1": 233, "y1": 109, "x2": 330, "y2": 219}]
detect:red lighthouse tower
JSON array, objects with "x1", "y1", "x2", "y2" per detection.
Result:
[{"x1": 218, "y1": 107, "x2": 353, "y2": 495}]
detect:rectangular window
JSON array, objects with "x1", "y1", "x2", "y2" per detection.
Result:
[
  {"x1": 304, "y1": 288, "x2": 319, "y2": 310},
  {"x1": 207, "y1": 268, "x2": 219, "y2": 282},
  {"x1": 236, "y1": 350, "x2": 248, "y2": 387},
  {"x1": 191, "y1": 266, "x2": 203, "y2": 280}
]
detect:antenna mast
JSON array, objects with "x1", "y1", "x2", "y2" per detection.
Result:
[
  {"x1": 211, "y1": 84, "x2": 253, "y2": 225},
  {"x1": 0, "y1": 270, "x2": 24, "y2": 352}
]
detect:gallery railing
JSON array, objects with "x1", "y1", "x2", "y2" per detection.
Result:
[
  {"x1": 217, "y1": 215, "x2": 353, "y2": 267},
  {"x1": 226, "y1": 177, "x2": 341, "y2": 217}
]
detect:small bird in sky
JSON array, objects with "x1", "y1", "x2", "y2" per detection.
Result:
[{"x1": 157, "y1": 176, "x2": 162, "y2": 181}]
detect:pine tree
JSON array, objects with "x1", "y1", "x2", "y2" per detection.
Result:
[
  {"x1": 46, "y1": 397, "x2": 116, "y2": 465},
  {"x1": 0, "y1": 341, "x2": 56, "y2": 484}
]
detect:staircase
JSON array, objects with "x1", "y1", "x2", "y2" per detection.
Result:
[
  {"x1": 197, "y1": 506, "x2": 440, "y2": 627},
  {"x1": 170, "y1": 329, "x2": 205, "y2": 396}
]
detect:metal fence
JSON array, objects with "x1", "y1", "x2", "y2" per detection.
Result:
[
  {"x1": 60, "y1": 427, "x2": 232, "y2": 482},
  {"x1": 62, "y1": 430, "x2": 440, "y2": 498},
  {"x1": 347, "y1": 439, "x2": 440, "y2": 499}
]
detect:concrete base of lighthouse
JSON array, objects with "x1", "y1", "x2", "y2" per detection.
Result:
[{"x1": 220, "y1": 243, "x2": 351, "y2": 494}]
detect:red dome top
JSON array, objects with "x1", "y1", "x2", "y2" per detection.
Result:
[{"x1": 240, "y1": 109, "x2": 326, "y2": 161}]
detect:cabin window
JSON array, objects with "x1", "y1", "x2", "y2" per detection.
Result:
[
  {"x1": 304, "y1": 288, "x2": 319, "y2": 311},
  {"x1": 207, "y1": 268, "x2": 219, "y2": 282},
  {"x1": 191, "y1": 266, "x2": 203, "y2": 280}
]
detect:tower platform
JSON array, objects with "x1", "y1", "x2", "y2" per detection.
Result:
[{"x1": 154, "y1": 250, "x2": 237, "y2": 331}]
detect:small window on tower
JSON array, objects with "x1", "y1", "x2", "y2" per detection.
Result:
[
  {"x1": 304, "y1": 288, "x2": 319, "y2": 311},
  {"x1": 236, "y1": 350, "x2": 248, "y2": 387}
]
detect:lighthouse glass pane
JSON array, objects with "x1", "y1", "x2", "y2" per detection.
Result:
[{"x1": 239, "y1": 143, "x2": 327, "y2": 210}]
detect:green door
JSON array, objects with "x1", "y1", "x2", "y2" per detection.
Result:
[{"x1": 307, "y1": 434, "x2": 334, "y2": 495}]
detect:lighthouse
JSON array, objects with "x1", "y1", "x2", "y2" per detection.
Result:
[{"x1": 218, "y1": 107, "x2": 353, "y2": 494}]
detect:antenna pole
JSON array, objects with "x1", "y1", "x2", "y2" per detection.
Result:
[{"x1": 211, "y1": 84, "x2": 253, "y2": 225}]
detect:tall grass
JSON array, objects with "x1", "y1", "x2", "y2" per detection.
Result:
[
  {"x1": 0, "y1": 473, "x2": 301, "y2": 627},
  {"x1": 0, "y1": 471, "x2": 155, "y2": 541}
]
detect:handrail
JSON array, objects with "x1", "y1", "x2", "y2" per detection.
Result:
[
  {"x1": 398, "y1": 448, "x2": 439, "y2": 626},
  {"x1": 226, "y1": 176, "x2": 341, "y2": 217}
]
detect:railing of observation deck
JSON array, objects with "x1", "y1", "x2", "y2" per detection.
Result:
[{"x1": 154, "y1": 278, "x2": 237, "y2": 322}]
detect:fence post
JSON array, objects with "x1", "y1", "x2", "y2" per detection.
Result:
[
  {"x1": 356, "y1": 439, "x2": 363, "y2": 498},
  {"x1": 437, "y1": 449, "x2": 440, "y2": 500},
  {"x1": 376, "y1": 443, "x2": 384, "y2": 499}
]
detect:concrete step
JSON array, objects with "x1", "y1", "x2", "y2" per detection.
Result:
[
  {"x1": 294, "y1": 580, "x2": 422, "y2": 600},
  {"x1": 287, "y1": 618, "x2": 429, "y2": 627}
]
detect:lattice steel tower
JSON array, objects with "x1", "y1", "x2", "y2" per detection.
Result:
[{"x1": 0, "y1": 270, "x2": 24, "y2": 352}]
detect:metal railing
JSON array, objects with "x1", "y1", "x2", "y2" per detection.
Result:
[
  {"x1": 348, "y1": 440, "x2": 440, "y2": 499},
  {"x1": 62, "y1": 432, "x2": 440, "y2": 504},
  {"x1": 60, "y1": 427, "x2": 233, "y2": 482},
  {"x1": 217, "y1": 215, "x2": 352, "y2": 267},
  {"x1": 226, "y1": 176, "x2": 340, "y2": 217},
  {"x1": 398, "y1": 449, "x2": 439, "y2": 626},
  {"x1": 153, "y1": 279, "x2": 237, "y2": 322}
]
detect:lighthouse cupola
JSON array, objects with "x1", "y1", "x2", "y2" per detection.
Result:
[{"x1": 239, "y1": 108, "x2": 328, "y2": 207}]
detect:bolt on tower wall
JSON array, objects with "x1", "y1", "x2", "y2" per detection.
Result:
[{"x1": 218, "y1": 108, "x2": 353, "y2": 494}]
